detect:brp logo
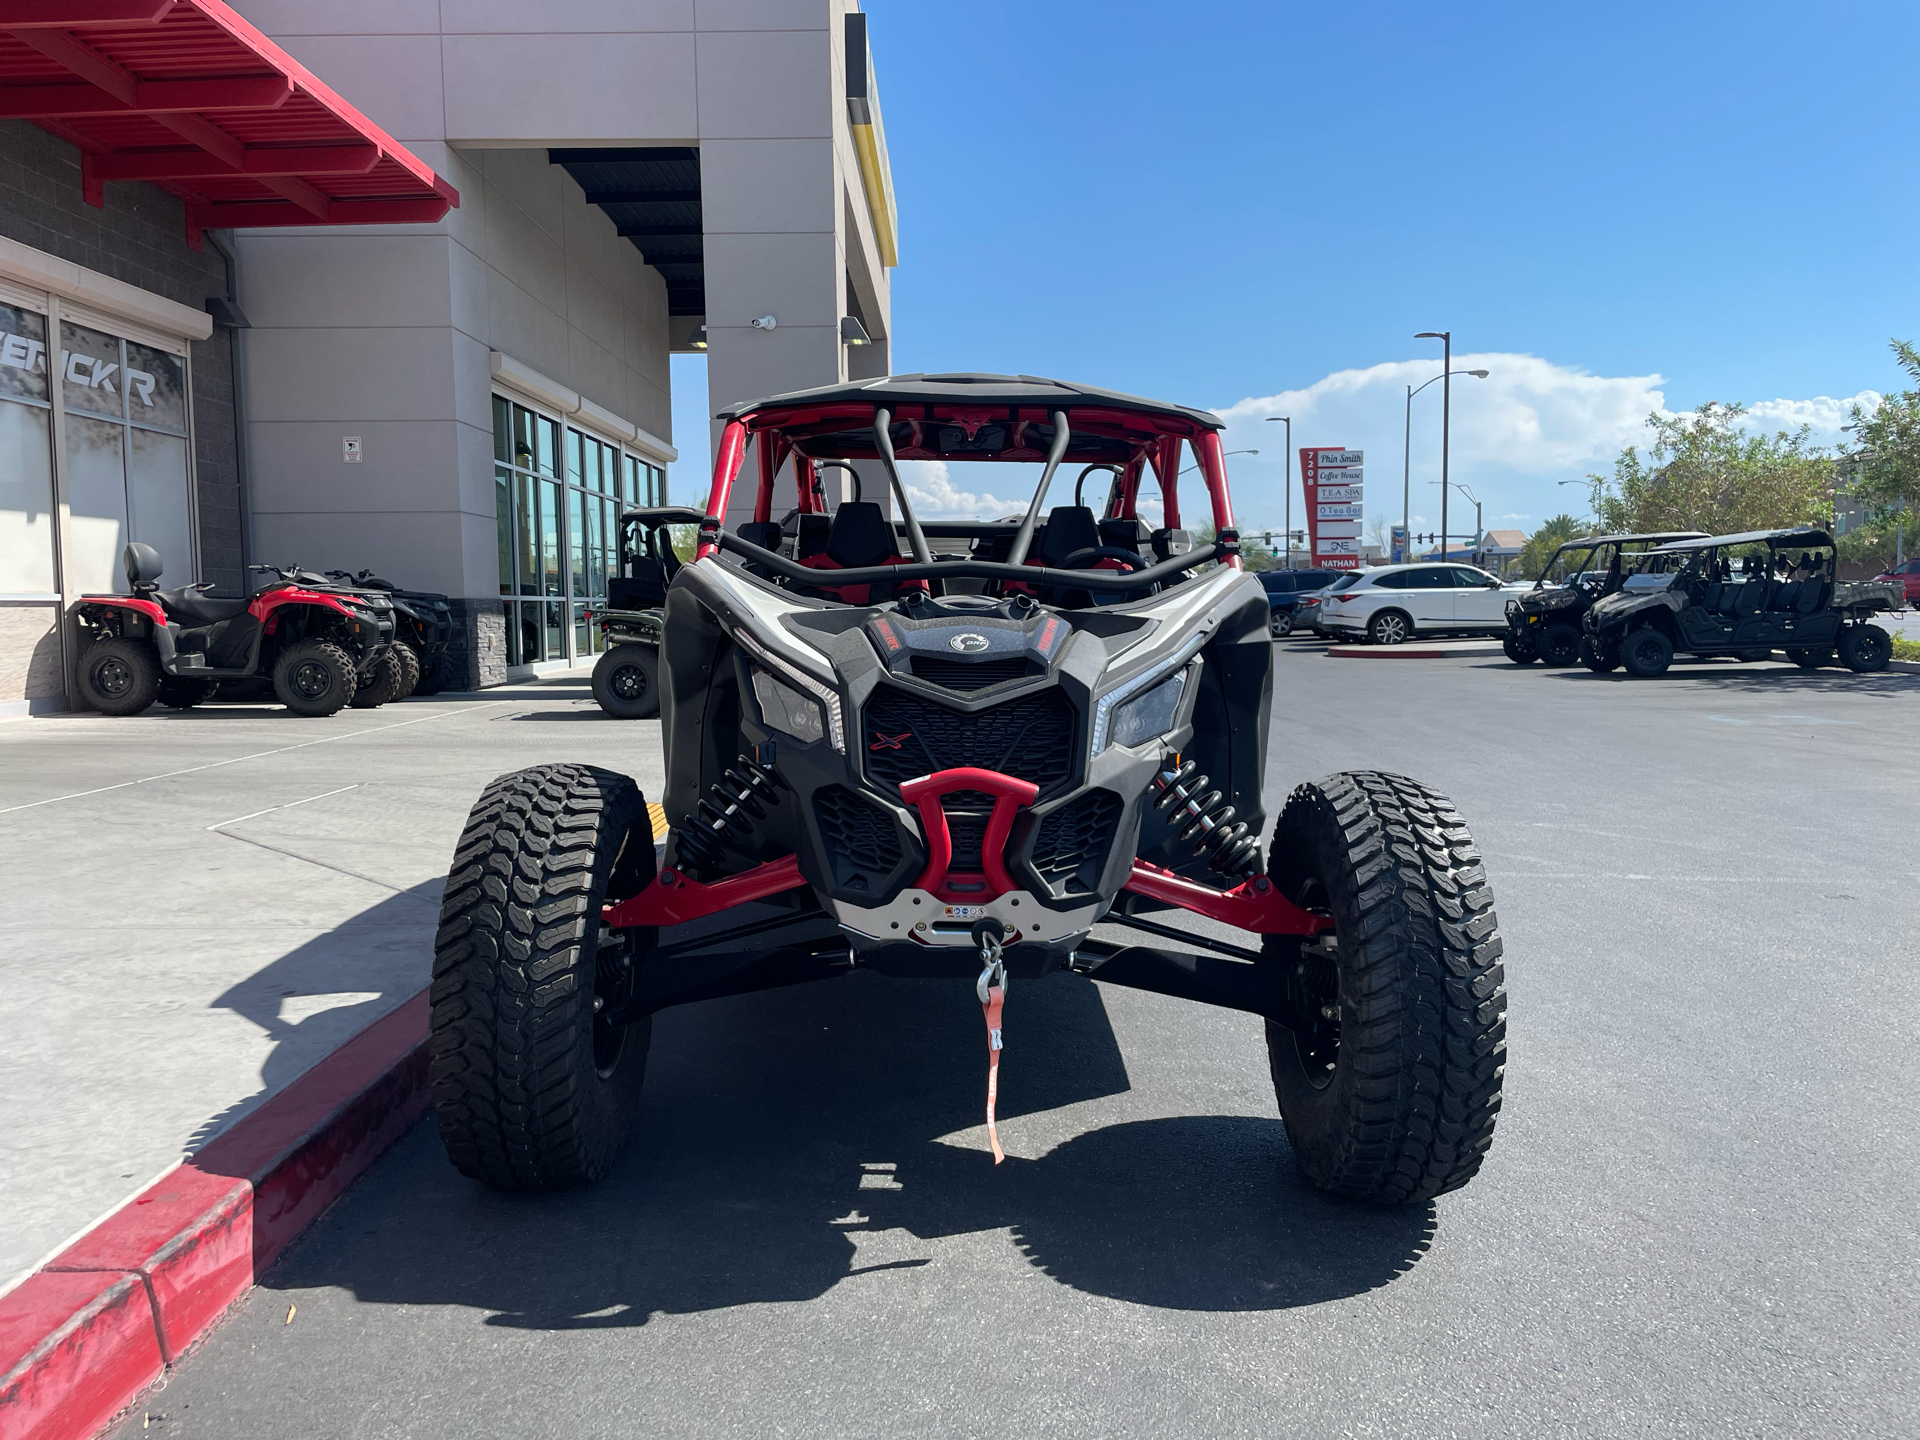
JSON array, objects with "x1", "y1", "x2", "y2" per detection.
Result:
[{"x1": 949, "y1": 633, "x2": 990, "y2": 653}]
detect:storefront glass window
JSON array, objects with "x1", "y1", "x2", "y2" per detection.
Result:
[
  {"x1": 55, "y1": 318, "x2": 192, "y2": 594},
  {"x1": 0, "y1": 302, "x2": 55, "y2": 594},
  {"x1": 491, "y1": 391, "x2": 667, "y2": 668}
]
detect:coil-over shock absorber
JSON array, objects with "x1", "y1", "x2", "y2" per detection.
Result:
[
  {"x1": 673, "y1": 756, "x2": 781, "y2": 874},
  {"x1": 1150, "y1": 758, "x2": 1263, "y2": 881}
]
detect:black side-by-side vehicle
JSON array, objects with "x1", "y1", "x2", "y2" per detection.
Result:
[
  {"x1": 1582, "y1": 527, "x2": 1901, "y2": 676},
  {"x1": 1503, "y1": 531, "x2": 1705, "y2": 666}
]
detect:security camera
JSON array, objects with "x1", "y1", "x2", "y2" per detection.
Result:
[{"x1": 751, "y1": 315, "x2": 778, "y2": 331}]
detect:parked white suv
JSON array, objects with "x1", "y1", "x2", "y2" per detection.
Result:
[{"x1": 1316, "y1": 563, "x2": 1524, "y2": 644}]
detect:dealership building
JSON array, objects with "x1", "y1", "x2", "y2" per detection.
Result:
[{"x1": 0, "y1": 0, "x2": 898, "y2": 716}]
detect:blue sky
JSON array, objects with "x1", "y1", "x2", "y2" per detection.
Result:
[{"x1": 671, "y1": 0, "x2": 1918, "y2": 540}]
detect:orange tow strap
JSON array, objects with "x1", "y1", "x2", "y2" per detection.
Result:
[{"x1": 983, "y1": 982, "x2": 1006, "y2": 1164}]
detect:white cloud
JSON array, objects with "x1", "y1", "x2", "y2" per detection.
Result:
[
  {"x1": 1741, "y1": 393, "x2": 1879, "y2": 433},
  {"x1": 1210, "y1": 354, "x2": 1876, "y2": 538},
  {"x1": 897, "y1": 460, "x2": 1030, "y2": 520}
]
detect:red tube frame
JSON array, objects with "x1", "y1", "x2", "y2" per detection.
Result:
[
  {"x1": 1123, "y1": 860, "x2": 1331, "y2": 936},
  {"x1": 699, "y1": 420, "x2": 751, "y2": 557},
  {"x1": 602, "y1": 853, "x2": 806, "y2": 929},
  {"x1": 598, "y1": 851, "x2": 1331, "y2": 939}
]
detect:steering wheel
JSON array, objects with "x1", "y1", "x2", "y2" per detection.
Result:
[{"x1": 1059, "y1": 545, "x2": 1147, "y2": 572}]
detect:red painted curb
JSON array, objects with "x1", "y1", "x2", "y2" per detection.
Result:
[{"x1": 0, "y1": 987, "x2": 431, "y2": 1440}]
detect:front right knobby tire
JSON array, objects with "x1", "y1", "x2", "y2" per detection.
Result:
[
  {"x1": 1263, "y1": 771, "x2": 1506, "y2": 1204},
  {"x1": 429, "y1": 763, "x2": 654, "y2": 1190}
]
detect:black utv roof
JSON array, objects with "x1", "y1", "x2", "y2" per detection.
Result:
[
  {"x1": 1573, "y1": 530, "x2": 1710, "y2": 545},
  {"x1": 1650, "y1": 527, "x2": 1836, "y2": 553},
  {"x1": 715, "y1": 373, "x2": 1226, "y2": 431}
]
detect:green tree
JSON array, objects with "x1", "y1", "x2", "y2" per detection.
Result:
[
  {"x1": 1585, "y1": 402, "x2": 1833, "y2": 535},
  {"x1": 1843, "y1": 338, "x2": 1920, "y2": 551},
  {"x1": 1514, "y1": 512, "x2": 1591, "y2": 582}
]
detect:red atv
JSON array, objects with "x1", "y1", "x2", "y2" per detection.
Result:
[{"x1": 73, "y1": 543, "x2": 396, "y2": 717}]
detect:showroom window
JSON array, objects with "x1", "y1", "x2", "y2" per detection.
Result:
[
  {"x1": 0, "y1": 300, "x2": 55, "y2": 595},
  {"x1": 493, "y1": 394, "x2": 667, "y2": 667},
  {"x1": 0, "y1": 297, "x2": 193, "y2": 599},
  {"x1": 61, "y1": 318, "x2": 193, "y2": 596}
]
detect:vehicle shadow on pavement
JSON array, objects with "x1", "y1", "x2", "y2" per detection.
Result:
[
  {"x1": 265, "y1": 969, "x2": 1435, "y2": 1322},
  {"x1": 183, "y1": 883, "x2": 440, "y2": 1154}
]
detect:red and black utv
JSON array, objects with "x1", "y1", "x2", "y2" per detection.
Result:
[
  {"x1": 429, "y1": 375, "x2": 1507, "y2": 1207},
  {"x1": 72, "y1": 543, "x2": 395, "y2": 717}
]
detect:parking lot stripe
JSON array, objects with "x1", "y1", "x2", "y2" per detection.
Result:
[
  {"x1": 0, "y1": 703, "x2": 512, "y2": 817},
  {"x1": 205, "y1": 785, "x2": 360, "y2": 832}
]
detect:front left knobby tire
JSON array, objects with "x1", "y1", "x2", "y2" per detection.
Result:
[
  {"x1": 429, "y1": 763, "x2": 656, "y2": 1191},
  {"x1": 1501, "y1": 631, "x2": 1538, "y2": 665},
  {"x1": 1262, "y1": 771, "x2": 1507, "y2": 1204}
]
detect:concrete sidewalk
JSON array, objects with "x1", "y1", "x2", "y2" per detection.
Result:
[{"x1": 0, "y1": 677, "x2": 665, "y2": 1298}]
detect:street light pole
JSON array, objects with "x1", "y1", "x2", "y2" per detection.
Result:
[
  {"x1": 1403, "y1": 386, "x2": 1413, "y2": 561},
  {"x1": 1403, "y1": 364, "x2": 1487, "y2": 562},
  {"x1": 1265, "y1": 416, "x2": 1291, "y2": 566},
  {"x1": 1417, "y1": 331, "x2": 1452, "y2": 561}
]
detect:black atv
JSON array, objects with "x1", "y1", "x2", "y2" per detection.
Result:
[
  {"x1": 325, "y1": 570, "x2": 457, "y2": 696},
  {"x1": 427, "y1": 374, "x2": 1508, "y2": 1207},
  {"x1": 73, "y1": 544, "x2": 395, "y2": 717},
  {"x1": 587, "y1": 509, "x2": 700, "y2": 718},
  {"x1": 1503, "y1": 531, "x2": 1704, "y2": 666},
  {"x1": 1582, "y1": 527, "x2": 1902, "y2": 676}
]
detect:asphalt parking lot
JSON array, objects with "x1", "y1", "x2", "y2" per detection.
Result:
[{"x1": 80, "y1": 650, "x2": 1920, "y2": 1439}]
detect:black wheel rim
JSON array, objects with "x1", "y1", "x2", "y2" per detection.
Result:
[
  {"x1": 291, "y1": 660, "x2": 332, "y2": 699},
  {"x1": 93, "y1": 657, "x2": 132, "y2": 697},
  {"x1": 610, "y1": 662, "x2": 646, "y2": 701},
  {"x1": 1288, "y1": 877, "x2": 1341, "y2": 1088}
]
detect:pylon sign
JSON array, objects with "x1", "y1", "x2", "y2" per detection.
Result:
[{"x1": 1299, "y1": 447, "x2": 1363, "y2": 569}]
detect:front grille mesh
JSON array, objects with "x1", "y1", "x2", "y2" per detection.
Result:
[
  {"x1": 909, "y1": 656, "x2": 1035, "y2": 691},
  {"x1": 1029, "y1": 790, "x2": 1124, "y2": 892},
  {"x1": 863, "y1": 687, "x2": 1076, "y2": 795},
  {"x1": 813, "y1": 785, "x2": 898, "y2": 891}
]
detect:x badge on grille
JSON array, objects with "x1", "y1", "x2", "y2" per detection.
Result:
[{"x1": 869, "y1": 731, "x2": 911, "y2": 751}]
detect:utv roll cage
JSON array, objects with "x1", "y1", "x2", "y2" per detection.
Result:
[{"x1": 684, "y1": 373, "x2": 1245, "y2": 601}]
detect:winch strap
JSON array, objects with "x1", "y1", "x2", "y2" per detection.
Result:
[{"x1": 983, "y1": 983, "x2": 1006, "y2": 1165}]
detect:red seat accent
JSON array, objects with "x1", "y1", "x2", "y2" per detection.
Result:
[{"x1": 798, "y1": 551, "x2": 927, "y2": 604}]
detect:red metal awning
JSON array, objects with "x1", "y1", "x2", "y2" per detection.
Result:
[{"x1": 0, "y1": 0, "x2": 457, "y2": 247}]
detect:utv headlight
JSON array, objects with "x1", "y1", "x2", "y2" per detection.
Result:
[
  {"x1": 752, "y1": 668, "x2": 825, "y2": 746},
  {"x1": 1091, "y1": 634, "x2": 1206, "y2": 754},
  {"x1": 731, "y1": 628, "x2": 846, "y2": 752},
  {"x1": 1107, "y1": 672, "x2": 1187, "y2": 750}
]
